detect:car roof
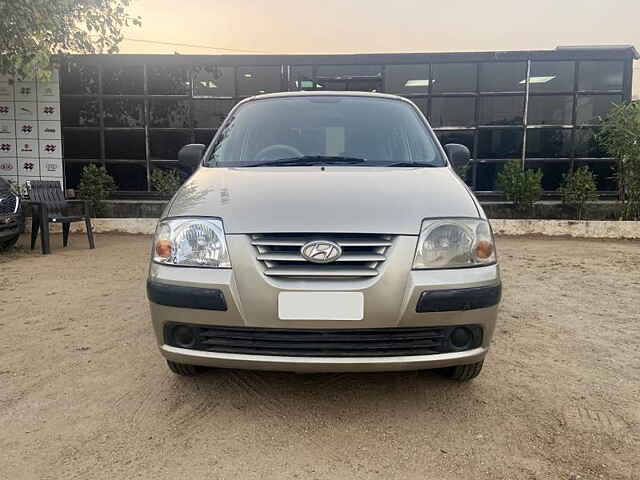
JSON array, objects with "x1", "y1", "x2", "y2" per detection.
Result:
[{"x1": 243, "y1": 90, "x2": 411, "y2": 103}]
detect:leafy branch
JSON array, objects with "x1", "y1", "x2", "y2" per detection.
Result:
[{"x1": 0, "y1": 0, "x2": 141, "y2": 79}]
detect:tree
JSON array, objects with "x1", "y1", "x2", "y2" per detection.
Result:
[
  {"x1": 599, "y1": 101, "x2": 640, "y2": 220},
  {"x1": 0, "y1": 0, "x2": 141, "y2": 79},
  {"x1": 557, "y1": 166, "x2": 597, "y2": 220},
  {"x1": 78, "y1": 163, "x2": 116, "y2": 217},
  {"x1": 497, "y1": 159, "x2": 543, "y2": 215}
]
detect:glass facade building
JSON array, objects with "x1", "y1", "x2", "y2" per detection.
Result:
[{"x1": 59, "y1": 46, "x2": 638, "y2": 198}]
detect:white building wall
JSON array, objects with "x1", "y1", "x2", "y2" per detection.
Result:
[{"x1": 0, "y1": 70, "x2": 63, "y2": 190}]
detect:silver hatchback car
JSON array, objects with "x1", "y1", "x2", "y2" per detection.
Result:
[{"x1": 147, "y1": 91, "x2": 501, "y2": 381}]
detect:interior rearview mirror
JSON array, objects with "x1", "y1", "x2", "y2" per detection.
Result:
[
  {"x1": 443, "y1": 143, "x2": 471, "y2": 170},
  {"x1": 177, "y1": 144, "x2": 206, "y2": 174}
]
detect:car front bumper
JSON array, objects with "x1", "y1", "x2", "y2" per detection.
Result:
[
  {"x1": 148, "y1": 234, "x2": 500, "y2": 373},
  {"x1": 160, "y1": 344, "x2": 489, "y2": 373}
]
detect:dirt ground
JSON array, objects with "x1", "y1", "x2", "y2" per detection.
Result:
[{"x1": 0, "y1": 233, "x2": 639, "y2": 480}]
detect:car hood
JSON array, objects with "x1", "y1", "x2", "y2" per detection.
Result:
[{"x1": 167, "y1": 166, "x2": 479, "y2": 235}]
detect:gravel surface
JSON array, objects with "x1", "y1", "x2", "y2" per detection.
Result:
[{"x1": 1, "y1": 234, "x2": 639, "y2": 480}]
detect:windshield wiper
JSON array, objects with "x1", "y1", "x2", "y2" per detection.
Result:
[
  {"x1": 383, "y1": 161, "x2": 441, "y2": 167},
  {"x1": 245, "y1": 156, "x2": 367, "y2": 167}
]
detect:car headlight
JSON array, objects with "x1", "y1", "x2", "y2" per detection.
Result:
[
  {"x1": 153, "y1": 218, "x2": 231, "y2": 268},
  {"x1": 413, "y1": 218, "x2": 496, "y2": 269}
]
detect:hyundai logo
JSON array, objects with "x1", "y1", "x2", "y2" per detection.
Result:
[{"x1": 300, "y1": 240, "x2": 342, "y2": 264}]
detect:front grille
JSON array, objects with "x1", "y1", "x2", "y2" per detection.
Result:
[
  {"x1": 251, "y1": 233, "x2": 393, "y2": 278},
  {"x1": 166, "y1": 324, "x2": 482, "y2": 357},
  {"x1": 0, "y1": 191, "x2": 18, "y2": 216}
]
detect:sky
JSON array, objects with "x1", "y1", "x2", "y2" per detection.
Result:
[{"x1": 119, "y1": 0, "x2": 640, "y2": 97}]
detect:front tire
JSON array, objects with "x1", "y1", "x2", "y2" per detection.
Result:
[
  {"x1": 442, "y1": 360, "x2": 484, "y2": 381},
  {"x1": 0, "y1": 234, "x2": 19, "y2": 251},
  {"x1": 166, "y1": 360, "x2": 203, "y2": 376}
]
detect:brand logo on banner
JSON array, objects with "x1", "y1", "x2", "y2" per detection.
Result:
[
  {"x1": 46, "y1": 163, "x2": 58, "y2": 172},
  {"x1": 44, "y1": 144, "x2": 56, "y2": 153},
  {"x1": 0, "y1": 144, "x2": 11, "y2": 152},
  {"x1": 42, "y1": 86, "x2": 55, "y2": 96},
  {"x1": 21, "y1": 143, "x2": 33, "y2": 153},
  {"x1": 21, "y1": 124, "x2": 33, "y2": 133},
  {"x1": 0, "y1": 162, "x2": 14, "y2": 171},
  {"x1": 43, "y1": 106, "x2": 55, "y2": 115},
  {"x1": 44, "y1": 127, "x2": 56, "y2": 134},
  {"x1": 23, "y1": 161, "x2": 35, "y2": 170},
  {"x1": 0, "y1": 124, "x2": 11, "y2": 134},
  {"x1": 0, "y1": 106, "x2": 9, "y2": 114},
  {"x1": 20, "y1": 87, "x2": 32, "y2": 95}
]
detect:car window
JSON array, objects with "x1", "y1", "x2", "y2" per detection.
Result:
[{"x1": 205, "y1": 96, "x2": 443, "y2": 166}]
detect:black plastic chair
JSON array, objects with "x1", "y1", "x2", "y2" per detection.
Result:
[{"x1": 28, "y1": 181, "x2": 95, "y2": 254}]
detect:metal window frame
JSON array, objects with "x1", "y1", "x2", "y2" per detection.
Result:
[{"x1": 58, "y1": 49, "x2": 636, "y2": 196}]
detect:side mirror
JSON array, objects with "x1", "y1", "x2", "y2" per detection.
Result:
[
  {"x1": 443, "y1": 143, "x2": 471, "y2": 170},
  {"x1": 177, "y1": 144, "x2": 206, "y2": 174}
]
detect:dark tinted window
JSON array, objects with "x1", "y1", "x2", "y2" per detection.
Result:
[
  {"x1": 61, "y1": 63, "x2": 99, "y2": 94},
  {"x1": 207, "y1": 97, "x2": 441, "y2": 166},
  {"x1": 62, "y1": 130, "x2": 100, "y2": 159},
  {"x1": 195, "y1": 129, "x2": 216, "y2": 146},
  {"x1": 149, "y1": 99, "x2": 192, "y2": 128},
  {"x1": 431, "y1": 63, "x2": 476, "y2": 93},
  {"x1": 289, "y1": 66, "x2": 314, "y2": 90},
  {"x1": 578, "y1": 61, "x2": 624, "y2": 91},
  {"x1": 574, "y1": 127, "x2": 608, "y2": 158},
  {"x1": 102, "y1": 66, "x2": 144, "y2": 94},
  {"x1": 148, "y1": 65, "x2": 189, "y2": 95},
  {"x1": 316, "y1": 65, "x2": 383, "y2": 79},
  {"x1": 149, "y1": 130, "x2": 193, "y2": 160},
  {"x1": 478, "y1": 128, "x2": 523, "y2": 159},
  {"x1": 576, "y1": 95, "x2": 622, "y2": 124},
  {"x1": 64, "y1": 161, "x2": 92, "y2": 188},
  {"x1": 193, "y1": 99, "x2": 236, "y2": 128},
  {"x1": 574, "y1": 161, "x2": 617, "y2": 190},
  {"x1": 525, "y1": 128, "x2": 572, "y2": 158},
  {"x1": 436, "y1": 130, "x2": 475, "y2": 156},
  {"x1": 526, "y1": 161, "x2": 571, "y2": 190},
  {"x1": 409, "y1": 97, "x2": 429, "y2": 118},
  {"x1": 385, "y1": 65, "x2": 429, "y2": 95},
  {"x1": 106, "y1": 162, "x2": 148, "y2": 191},
  {"x1": 478, "y1": 96, "x2": 525, "y2": 125},
  {"x1": 193, "y1": 66, "x2": 235, "y2": 97},
  {"x1": 529, "y1": 61, "x2": 575, "y2": 93},
  {"x1": 430, "y1": 97, "x2": 475, "y2": 127},
  {"x1": 316, "y1": 65, "x2": 383, "y2": 92},
  {"x1": 527, "y1": 95, "x2": 573, "y2": 125},
  {"x1": 61, "y1": 98, "x2": 100, "y2": 127},
  {"x1": 237, "y1": 66, "x2": 282, "y2": 96},
  {"x1": 476, "y1": 161, "x2": 506, "y2": 190},
  {"x1": 479, "y1": 62, "x2": 526, "y2": 92},
  {"x1": 105, "y1": 130, "x2": 145, "y2": 160},
  {"x1": 103, "y1": 98, "x2": 144, "y2": 127}
]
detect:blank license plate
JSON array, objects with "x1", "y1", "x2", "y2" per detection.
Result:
[{"x1": 278, "y1": 292, "x2": 364, "y2": 320}]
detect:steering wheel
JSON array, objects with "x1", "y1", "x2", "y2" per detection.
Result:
[{"x1": 254, "y1": 144, "x2": 303, "y2": 163}]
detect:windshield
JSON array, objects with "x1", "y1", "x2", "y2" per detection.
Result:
[{"x1": 204, "y1": 96, "x2": 444, "y2": 167}]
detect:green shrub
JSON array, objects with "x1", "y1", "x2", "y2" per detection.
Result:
[
  {"x1": 150, "y1": 168, "x2": 182, "y2": 195},
  {"x1": 453, "y1": 163, "x2": 471, "y2": 184},
  {"x1": 558, "y1": 166, "x2": 597, "y2": 220},
  {"x1": 78, "y1": 164, "x2": 116, "y2": 217},
  {"x1": 599, "y1": 100, "x2": 640, "y2": 220},
  {"x1": 497, "y1": 159, "x2": 543, "y2": 215}
]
